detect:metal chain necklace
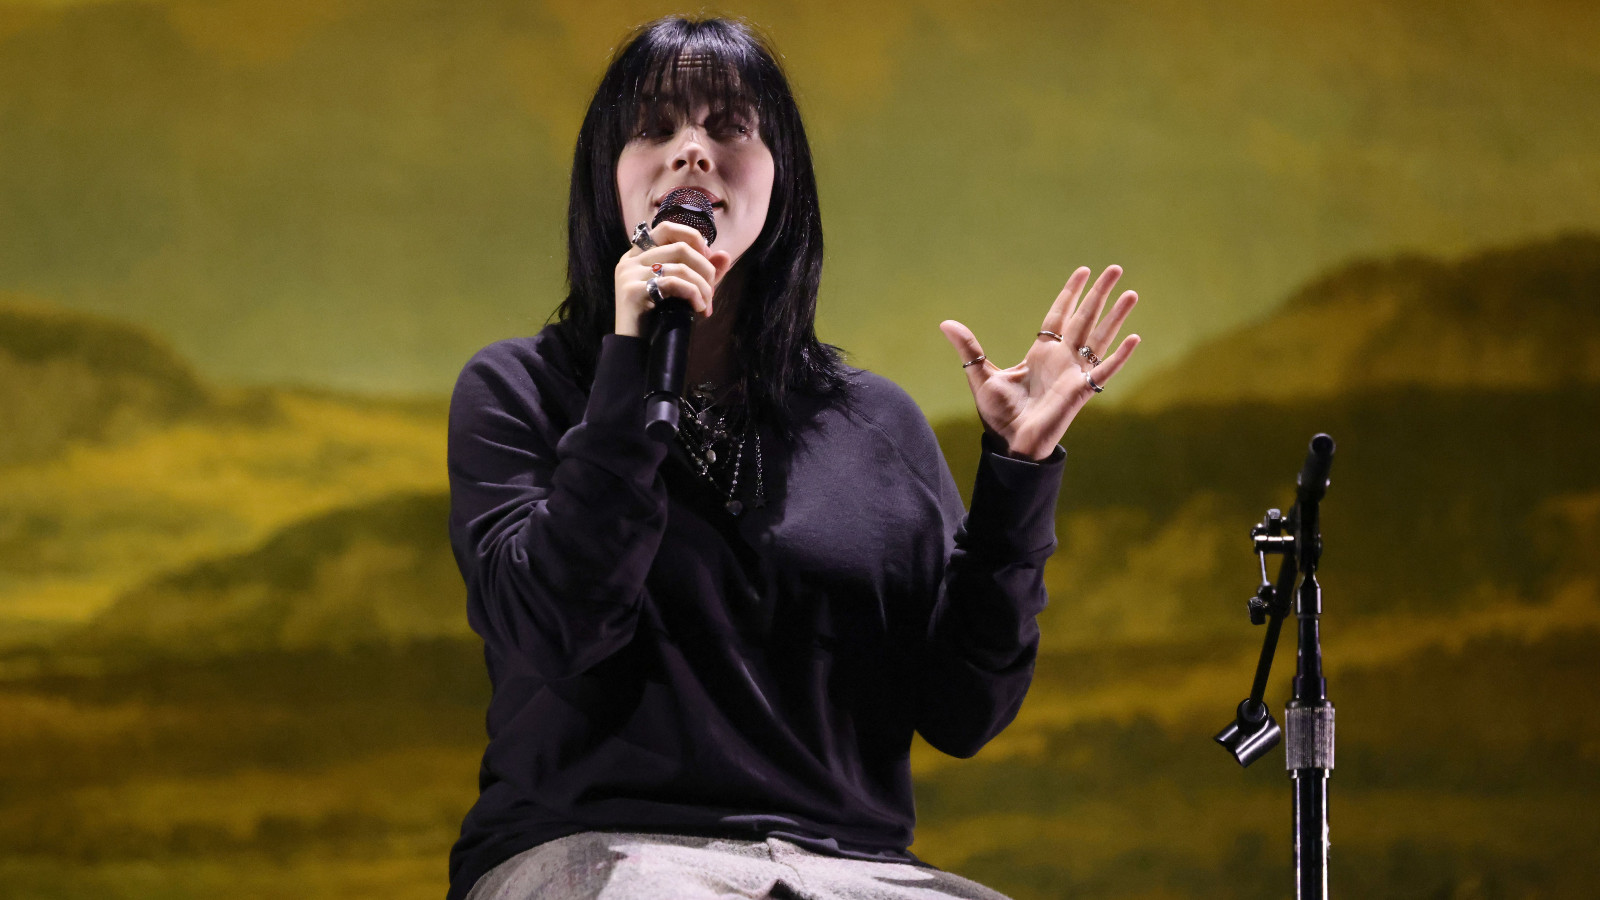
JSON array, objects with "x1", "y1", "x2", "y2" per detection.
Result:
[{"x1": 673, "y1": 382, "x2": 765, "y2": 515}]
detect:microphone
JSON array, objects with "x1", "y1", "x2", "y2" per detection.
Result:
[{"x1": 644, "y1": 187, "x2": 718, "y2": 442}]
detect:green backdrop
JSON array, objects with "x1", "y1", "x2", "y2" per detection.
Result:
[{"x1": 1, "y1": 1, "x2": 1597, "y2": 897}]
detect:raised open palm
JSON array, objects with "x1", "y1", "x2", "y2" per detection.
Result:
[{"x1": 940, "y1": 265, "x2": 1141, "y2": 460}]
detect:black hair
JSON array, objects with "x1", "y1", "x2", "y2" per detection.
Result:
[{"x1": 553, "y1": 16, "x2": 848, "y2": 438}]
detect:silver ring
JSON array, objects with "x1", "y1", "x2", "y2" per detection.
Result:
[
  {"x1": 645, "y1": 276, "x2": 664, "y2": 304},
  {"x1": 1078, "y1": 345, "x2": 1102, "y2": 367},
  {"x1": 1037, "y1": 330, "x2": 1064, "y2": 342},
  {"x1": 1084, "y1": 370, "x2": 1104, "y2": 393},
  {"x1": 962, "y1": 354, "x2": 986, "y2": 369},
  {"x1": 631, "y1": 223, "x2": 656, "y2": 251}
]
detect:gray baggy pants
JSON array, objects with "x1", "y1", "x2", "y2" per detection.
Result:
[{"x1": 463, "y1": 832, "x2": 1013, "y2": 900}]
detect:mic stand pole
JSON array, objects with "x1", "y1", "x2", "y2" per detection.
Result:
[
  {"x1": 1214, "y1": 433, "x2": 1336, "y2": 900},
  {"x1": 1288, "y1": 434, "x2": 1334, "y2": 900}
]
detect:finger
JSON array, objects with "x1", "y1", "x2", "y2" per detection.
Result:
[
  {"x1": 638, "y1": 244, "x2": 718, "y2": 290},
  {"x1": 640, "y1": 250, "x2": 717, "y2": 298},
  {"x1": 1040, "y1": 267, "x2": 1092, "y2": 336},
  {"x1": 624, "y1": 221, "x2": 648, "y2": 258},
  {"x1": 706, "y1": 249, "x2": 734, "y2": 282},
  {"x1": 647, "y1": 226, "x2": 732, "y2": 284},
  {"x1": 1088, "y1": 290, "x2": 1138, "y2": 352},
  {"x1": 940, "y1": 319, "x2": 992, "y2": 393},
  {"x1": 652, "y1": 220, "x2": 711, "y2": 253},
  {"x1": 637, "y1": 263, "x2": 715, "y2": 317},
  {"x1": 644, "y1": 275, "x2": 713, "y2": 317},
  {"x1": 651, "y1": 221, "x2": 716, "y2": 268},
  {"x1": 655, "y1": 262, "x2": 716, "y2": 314},
  {"x1": 1086, "y1": 333, "x2": 1141, "y2": 385},
  {"x1": 1066, "y1": 265, "x2": 1122, "y2": 345}
]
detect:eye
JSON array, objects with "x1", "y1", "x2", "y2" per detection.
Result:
[
  {"x1": 711, "y1": 115, "x2": 753, "y2": 138},
  {"x1": 633, "y1": 112, "x2": 679, "y2": 141}
]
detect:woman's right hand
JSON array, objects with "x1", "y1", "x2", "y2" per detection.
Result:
[{"x1": 613, "y1": 221, "x2": 733, "y2": 337}]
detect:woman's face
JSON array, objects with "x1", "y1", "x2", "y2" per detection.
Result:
[{"x1": 616, "y1": 99, "x2": 775, "y2": 268}]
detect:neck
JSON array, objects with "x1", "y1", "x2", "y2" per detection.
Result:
[{"x1": 685, "y1": 262, "x2": 748, "y2": 390}]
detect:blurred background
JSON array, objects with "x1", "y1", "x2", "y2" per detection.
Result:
[{"x1": 2, "y1": 1, "x2": 1597, "y2": 897}]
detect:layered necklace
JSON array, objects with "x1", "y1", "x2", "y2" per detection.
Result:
[{"x1": 674, "y1": 382, "x2": 765, "y2": 516}]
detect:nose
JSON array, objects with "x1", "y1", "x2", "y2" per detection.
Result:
[{"x1": 671, "y1": 126, "x2": 713, "y2": 173}]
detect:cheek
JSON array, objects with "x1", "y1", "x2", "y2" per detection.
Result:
[
  {"x1": 741, "y1": 150, "x2": 777, "y2": 226},
  {"x1": 615, "y1": 151, "x2": 651, "y2": 223}
]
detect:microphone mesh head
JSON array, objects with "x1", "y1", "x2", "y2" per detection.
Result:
[{"x1": 651, "y1": 187, "x2": 718, "y2": 246}]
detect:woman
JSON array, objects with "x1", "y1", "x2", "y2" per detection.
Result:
[{"x1": 446, "y1": 16, "x2": 1139, "y2": 900}]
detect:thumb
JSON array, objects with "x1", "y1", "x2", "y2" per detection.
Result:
[
  {"x1": 940, "y1": 319, "x2": 990, "y2": 391},
  {"x1": 708, "y1": 250, "x2": 734, "y2": 283}
]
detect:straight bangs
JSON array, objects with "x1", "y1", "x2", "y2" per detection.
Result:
[{"x1": 616, "y1": 41, "x2": 765, "y2": 147}]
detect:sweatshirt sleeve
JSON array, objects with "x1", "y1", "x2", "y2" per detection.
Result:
[
  {"x1": 447, "y1": 334, "x2": 670, "y2": 679},
  {"x1": 914, "y1": 431, "x2": 1064, "y2": 759}
]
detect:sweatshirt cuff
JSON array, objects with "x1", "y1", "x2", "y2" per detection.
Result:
[
  {"x1": 556, "y1": 334, "x2": 667, "y2": 477},
  {"x1": 585, "y1": 334, "x2": 653, "y2": 430},
  {"x1": 963, "y1": 432, "x2": 1065, "y2": 556}
]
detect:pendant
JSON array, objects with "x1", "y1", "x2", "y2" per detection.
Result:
[
  {"x1": 705, "y1": 447, "x2": 717, "y2": 464},
  {"x1": 725, "y1": 499, "x2": 744, "y2": 516}
]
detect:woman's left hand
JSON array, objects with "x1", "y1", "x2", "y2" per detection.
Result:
[{"x1": 940, "y1": 265, "x2": 1141, "y2": 461}]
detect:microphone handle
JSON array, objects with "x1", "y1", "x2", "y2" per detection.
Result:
[{"x1": 644, "y1": 298, "x2": 694, "y2": 442}]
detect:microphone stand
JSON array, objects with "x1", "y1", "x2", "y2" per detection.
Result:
[{"x1": 1214, "y1": 433, "x2": 1336, "y2": 900}]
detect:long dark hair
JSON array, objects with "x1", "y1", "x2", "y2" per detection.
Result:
[{"x1": 554, "y1": 16, "x2": 847, "y2": 437}]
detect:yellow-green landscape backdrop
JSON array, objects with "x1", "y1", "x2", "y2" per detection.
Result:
[{"x1": 2, "y1": 1, "x2": 1598, "y2": 898}]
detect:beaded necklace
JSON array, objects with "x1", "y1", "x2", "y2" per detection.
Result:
[{"x1": 674, "y1": 382, "x2": 765, "y2": 515}]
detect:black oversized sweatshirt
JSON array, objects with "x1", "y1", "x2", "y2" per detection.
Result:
[{"x1": 444, "y1": 328, "x2": 1065, "y2": 900}]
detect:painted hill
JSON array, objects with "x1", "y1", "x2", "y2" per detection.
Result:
[
  {"x1": 71, "y1": 491, "x2": 467, "y2": 660},
  {"x1": 932, "y1": 382, "x2": 1600, "y2": 652},
  {"x1": 70, "y1": 380, "x2": 1600, "y2": 661},
  {"x1": 0, "y1": 300, "x2": 448, "y2": 640},
  {"x1": 0, "y1": 295, "x2": 212, "y2": 465},
  {"x1": 1128, "y1": 232, "x2": 1600, "y2": 410}
]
